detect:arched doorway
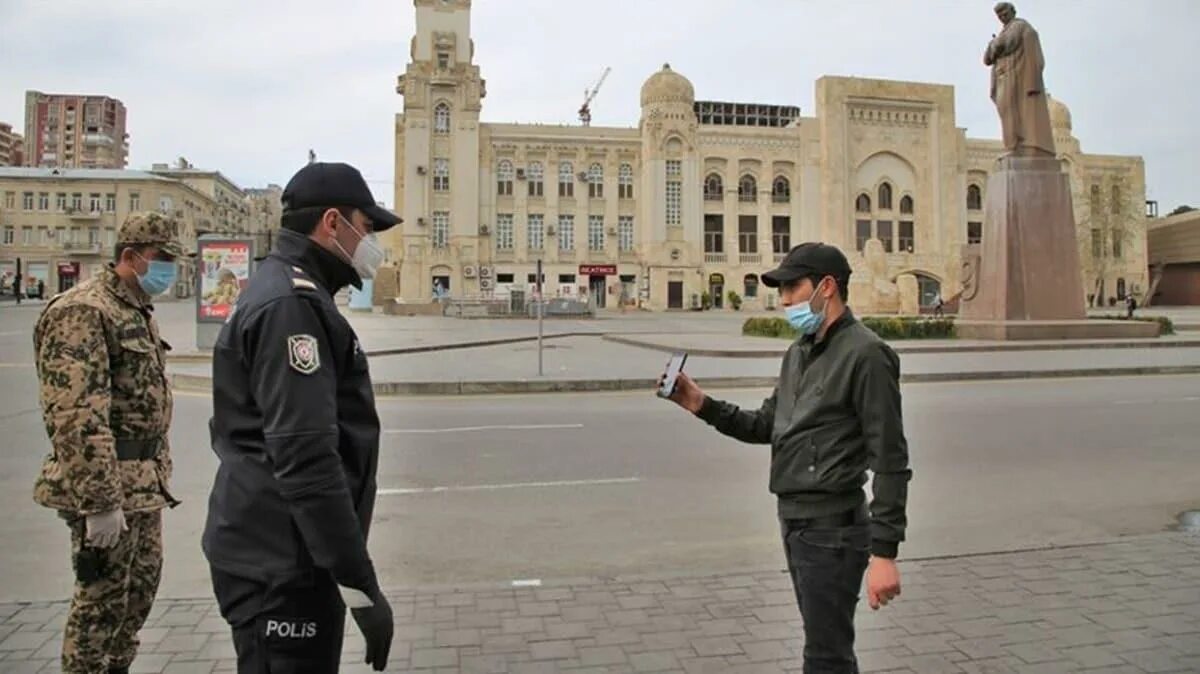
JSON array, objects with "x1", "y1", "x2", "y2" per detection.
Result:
[
  {"x1": 913, "y1": 272, "x2": 942, "y2": 308},
  {"x1": 708, "y1": 273, "x2": 725, "y2": 309},
  {"x1": 431, "y1": 264, "x2": 452, "y2": 299}
]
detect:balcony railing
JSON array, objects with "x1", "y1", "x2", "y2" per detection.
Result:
[
  {"x1": 739, "y1": 253, "x2": 762, "y2": 265},
  {"x1": 65, "y1": 208, "x2": 101, "y2": 220},
  {"x1": 62, "y1": 241, "x2": 103, "y2": 255},
  {"x1": 704, "y1": 253, "x2": 727, "y2": 264}
]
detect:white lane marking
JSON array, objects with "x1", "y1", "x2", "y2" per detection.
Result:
[
  {"x1": 512, "y1": 579, "x2": 542, "y2": 588},
  {"x1": 378, "y1": 477, "x2": 640, "y2": 496},
  {"x1": 1111, "y1": 399, "x2": 1152, "y2": 405},
  {"x1": 1112, "y1": 397, "x2": 1200, "y2": 405},
  {"x1": 384, "y1": 423, "x2": 583, "y2": 434}
]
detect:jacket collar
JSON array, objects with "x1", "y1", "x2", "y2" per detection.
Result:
[
  {"x1": 801, "y1": 307, "x2": 856, "y2": 354},
  {"x1": 103, "y1": 264, "x2": 153, "y2": 312},
  {"x1": 272, "y1": 229, "x2": 362, "y2": 294}
]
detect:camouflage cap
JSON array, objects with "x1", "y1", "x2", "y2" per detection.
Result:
[{"x1": 117, "y1": 211, "x2": 189, "y2": 258}]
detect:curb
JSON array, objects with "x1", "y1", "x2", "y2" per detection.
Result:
[
  {"x1": 602, "y1": 334, "x2": 1200, "y2": 359},
  {"x1": 170, "y1": 364, "x2": 1200, "y2": 397}
]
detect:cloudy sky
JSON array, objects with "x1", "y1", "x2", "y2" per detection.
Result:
[{"x1": 2, "y1": 0, "x2": 1197, "y2": 212}]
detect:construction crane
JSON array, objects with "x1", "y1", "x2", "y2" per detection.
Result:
[{"x1": 578, "y1": 66, "x2": 612, "y2": 126}]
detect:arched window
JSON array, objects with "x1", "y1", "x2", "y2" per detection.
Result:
[
  {"x1": 434, "y1": 103, "x2": 451, "y2": 134},
  {"x1": 772, "y1": 176, "x2": 791, "y2": 204},
  {"x1": 899, "y1": 195, "x2": 914, "y2": 214},
  {"x1": 878, "y1": 182, "x2": 893, "y2": 210},
  {"x1": 618, "y1": 163, "x2": 634, "y2": 199},
  {"x1": 432, "y1": 158, "x2": 450, "y2": 192},
  {"x1": 527, "y1": 161, "x2": 544, "y2": 197},
  {"x1": 967, "y1": 185, "x2": 982, "y2": 210},
  {"x1": 588, "y1": 163, "x2": 604, "y2": 199},
  {"x1": 558, "y1": 161, "x2": 574, "y2": 198},
  {"x1": 855, "y1": 194, "x2": 871, "y2": 213},
  {"x1": 1116, "y1": 277, "x2": 1127, "y2": 300},
  {"x1": 743, "y1": 273, "x2": 759, "y2": 299},
  {"x1": 704, "y1": 173, "x2": 723, "y2": 201},
  {"x1": 738, "y1": 175, "x2": 757, "y2": 203},
  {"x1": 496, "y1": 160, "x2": 514, "y2": 196},
  {"x1": 1111, "y1": 184, "x2": 1122, "y2": 214}
]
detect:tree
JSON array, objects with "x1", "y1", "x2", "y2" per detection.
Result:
[
  {"x1": 1168, "y1": 204, "x2": 1197, "y2": 217},
  {"x1": 1076, "y1": 173, "x2": 1140, "y2": 307}
]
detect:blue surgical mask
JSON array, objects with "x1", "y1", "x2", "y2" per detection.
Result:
[
  {"x1": 784, "y1": 282, "x2": 827, "y2": 335},
  {"x1": 135, "y1": 254, "x2": 177, "y2": 296}
]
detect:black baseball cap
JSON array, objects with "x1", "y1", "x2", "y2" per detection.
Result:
[
  {"x1": 281, "y1": 162, "x2": 401, "y2": 232},
  {"x1": 761, "y1": 242, "x2": 852, "y2": 288}
]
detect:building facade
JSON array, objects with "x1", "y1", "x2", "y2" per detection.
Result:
[
  {"x1": 0, "y1": 123, "x2": 24, "y2": 167},
  {"x1": 381, "y1": 0, "x2": 1149, "y2": 312},
  {"x1": 1147, "y1": 209, "x2": 1200, "y2": 306},
  {"x1": 149, "y1": 159, "x2": 253, "y2": 236},
  {"x1": 0, "y1": 168, "x2": 221, "y2": 297},
  {"x1": 23, "y1": 91, "x2": 129, "y2": 169}
]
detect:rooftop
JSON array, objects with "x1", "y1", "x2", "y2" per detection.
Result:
[{"x1": 0, "y1": 167, "x2": 176, "y2": 182}]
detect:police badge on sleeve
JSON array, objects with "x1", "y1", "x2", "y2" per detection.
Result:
[{"x1": 287, "y1": 334, "x2": 320, "y2": 374}]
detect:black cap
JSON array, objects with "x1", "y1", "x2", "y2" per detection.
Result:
[
  {"x1": 281, "y1": 162, "x2": 402, "y2": 232},
  {"x1": 761, "y1": 242, "x2": 852, "y2": 288}
]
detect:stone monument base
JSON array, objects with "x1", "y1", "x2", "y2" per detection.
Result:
[{"x1": 955, "y1": 318, "x2": 1159, "y2": 341}]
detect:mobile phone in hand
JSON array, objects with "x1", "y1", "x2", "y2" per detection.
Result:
[{"x1": 657, "y1": 352, "x2": 688, "y2": 398}]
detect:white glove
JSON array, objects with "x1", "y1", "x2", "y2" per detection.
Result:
[{"x1": 85, "y1": 509, "x2": 128, "y2": 549}]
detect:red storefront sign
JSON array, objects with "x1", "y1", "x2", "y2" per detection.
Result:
[
  {"x1": 579, "y1": 264, "x2": 617, "y2": 276},
  {"x1": 57, "y1": 261, "x2": 80, "y2": 275}
]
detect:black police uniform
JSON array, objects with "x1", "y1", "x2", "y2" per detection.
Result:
[{"x1": 203, "y1": 228, "x2": 383, "y2": 672}]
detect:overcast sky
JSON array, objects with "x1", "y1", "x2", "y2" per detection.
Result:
[{"x1": 2, "y1": 0, "x2": 1197, "y2": 212}]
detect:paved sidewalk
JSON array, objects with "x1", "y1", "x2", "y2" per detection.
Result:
[{"x1": 2, "y1": 532, "x2": 1197, "y2": 673}]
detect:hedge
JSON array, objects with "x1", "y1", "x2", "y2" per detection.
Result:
[
  {"x1": 1090, "y1": 314, "x2": 1175, "y2": 335},
  {"x1": 743, "y1": 316, "x2": 956, "y2": 340}
]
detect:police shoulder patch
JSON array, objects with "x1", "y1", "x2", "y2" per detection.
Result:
[
  {"x1": 287, "y1": 334, "x2": 320, "y2": 374},
  {"x1": 292, "y1": 278, "x2": 318, "y2": 290}
]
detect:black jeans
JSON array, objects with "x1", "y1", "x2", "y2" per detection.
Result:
[
  {"x1": 210, "y1": 568, "x2": 347, "y2": 673},
  {"x1": 781, "y1": 512, "x2": 871, "y2": 674}
]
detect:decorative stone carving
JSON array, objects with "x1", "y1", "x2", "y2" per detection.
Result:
[{"x1": 896, "y1": 274, "x2": 920, "y2": 315}]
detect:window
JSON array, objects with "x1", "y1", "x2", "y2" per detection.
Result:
[
  {"x1": 432, "y1": 211, "x2": 450, "y2": 248},
  {"x1": 743, "y1": 274, "x2": 759, "y2": 299},
  {"x1": 38, "y1": 192, "x2": 49, "y2": 210},
  {"x1": 433, "y1": 158, "x2": 450, "y2": 191},
  {"x1": 899, "y1": 220, "x2": 914, "y2": 253},
  {"x1": 72, "y1": 193, "x2": 82, "y2": 211},
  {"x1": 528, "y1": 214, "x2": 545, "y2": 250},
  {"x1": 1090, "y1": 184, "x2": 1102, "y2": 213},
  {"x1": 1091, "y1": 228, "x2": 1103, "y2": 259},
  {"x1": 496, "y1": 214, "x2": 514, "y2": 251},
  {"x1": 88, "y1": 227, "x2": 99, "y2": 245},
  {"x1": 588, "y1": 215, "x2": 605, "y2": 251},
  {"x1": 434, "y1": 103, "x2": 451, "y2": 134},
  {"x1": 558, "y1": 162, "x2": 574, "y2": 198},
  {"x1": 437, "y1": 52, "x2": 450, "y2": 69},
  {"x1": 666, "y1": 160, "x2": 682, "y2": 227},
  {"x1": 772, "y1": 177, "x2": 790, "y2": 204},
  {"x1": 772, "y1": 216, "x2": 790, "y2": 254},
  {"x1": 618, "y1": 163, "x2": 634, "y2": 199},
  {"x1": 104, "y1": 227, "x2": 115, "y2": 247},
  {"x1": 554, "y1": 214, "x2": 571, "y2": 251},
  {"x1": 704, "y1": 174, "x2": 723, "y2": 201},
  {"x1": 528, "y1": 162, "x2": 544, "y2": 197},
  {"x1": 2, "y1": 226, "x2": 13, "y2": 245},
  {"x1": 900, "y1": 195, "x2": 913, "y2": 215},
  {"x1": 738, "y1": 175, "x2": 757, "y2": 203},
  {"x1": 967, "y1": 221, "x2": 983, "y2": 245},
  {"x1": 856, "y1": 194, "x2": 871, "y2": 213},
  {"x1": 22, "y1": 227, "x2": 33, "y2": 245},
  {"x1": 967, "y1": 185, "x2": 982, "y2": 211},
  {"x1": 3, "y1": 192, "x2": 13, "y2": 209},
  {"x1": 527, "y1": 272, "x2": 545, "y2": 286},
  {"x1": 22, "y1": 192, "x2": 34, "y2": 210},
  {"x1": 704, "y1": 215, "x2": 724, "y2": 253},
  {"x1": 588, "y1": 163, "x2": 604, "y2": 199},
  {"x1": 129, "y1": 193, "x2": 140, "y2": 211},
  {"x1": 102, "y1": 193, "x2": 115, "y2": 213},
  {"x1": 89, "y1": 193, "x2": 102, "y2": 212},
  {"x1": 856, "y1": 219, "x2": 872, "y2": 251},
  {"x1": 497, "y1": 273, "x2": 515, "y2": 284},
  {"x1": 496, "y1": 160, "x2": 514, "y2": 196},
  {"x1": 41, "y1": 227, "x2": 51, "y2": 244},
  {"x1": 1113, "y1": 230, "x2": 1123, "y2": 259},
  {"x1": 878, "y1": 182, "x2": 893, "y2": 210},
  {"x1": 618, "y1": 216, "x2": 634, "y2": 252},
  {"x1": 876, "y1": 220, "x2": 893, "y2": 253},
  {"x1": 1111, "y1": 185, "x2": 1122, "y2": 215},
  {"x1": 56, "y1": 193, "x2": 67, "y2": 211},
  {"x1": 738, "y1": 215, "x2": 757, "y2": 253},
  {"x1": 1116, "y1": 278, "x2": 1127, "y2": 300}
]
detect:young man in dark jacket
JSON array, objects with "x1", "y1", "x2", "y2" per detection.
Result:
[{"x1": 662, "y1": 242, "x2": 912, "y2": 673}]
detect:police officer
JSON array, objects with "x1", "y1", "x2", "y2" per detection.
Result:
[
  {"x1": 33, "y1": 212, "x2": 185, "y2": 674},
  {"x1": 203, "y1": 162, "x2": 399, "y2": 672},
  {"x1": 661, "y1": 243, "x2": 912, "y2": 672}
]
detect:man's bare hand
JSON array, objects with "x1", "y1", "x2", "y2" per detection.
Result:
[
  {"x1": 657, "y1": 371, "x2": 705, "y2": 414},
  {"x1": 866, "y1": 556, "x2": 901, "y2": 610}
]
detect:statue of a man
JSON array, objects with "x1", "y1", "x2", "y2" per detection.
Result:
[{"x1": 984, "y1": 2, "x2": 1056, "y2": 157}]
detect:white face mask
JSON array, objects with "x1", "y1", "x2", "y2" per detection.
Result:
[{"x1": 335, "y1": 214, "x2": 385, "y2": 280}]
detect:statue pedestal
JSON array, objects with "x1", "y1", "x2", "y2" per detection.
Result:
[{"x1": 957, "y1": 156, "x2": 1157, "y2": 340}]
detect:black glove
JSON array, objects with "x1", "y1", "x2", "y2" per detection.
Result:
[{"x1": 350, "y1": 588, "x2": 393, "y2": 671}]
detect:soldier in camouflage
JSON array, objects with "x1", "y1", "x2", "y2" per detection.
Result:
[{"x1": 33, "y1": 212, "x2": 187, "y2": 674}]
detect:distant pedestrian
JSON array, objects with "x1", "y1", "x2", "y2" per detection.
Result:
[
  {"x1": 37, "y1": 278, "x2": 45, "y2": 299},
  {"x1": 1126, "y1": 294, "x2": 1137, "y2": 319},
  {"x1": 932, "y1": 291, "x2": 945, "y2": 318},
  {"x1": 659, "y1": 242, "x2": 912, "y2": 672}
]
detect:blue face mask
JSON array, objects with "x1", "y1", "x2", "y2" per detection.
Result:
[
  {"x1": 784, "y1": 281, "x2": 828, "y2": 335},
  {"x1": 135, "y1": 254, "x2": 177, "y2": 296}
]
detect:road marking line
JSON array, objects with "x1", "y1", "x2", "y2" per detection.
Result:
[
  {"x1": 0, "y1": 363, "x2": 33, "y2": 368},
  {"x1": 511, "y1": 579, "x2": 542, "y2": 587},
  {"x1": 378, "y1": 477, "x2": 640, "y2": 496},
  {"x1": 384, "y1": 423, "x2": 583, "y2": 434}
]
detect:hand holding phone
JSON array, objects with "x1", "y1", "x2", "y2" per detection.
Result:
[{"x1": 656, "y1": 352, "x2": 688, "y2": 399}]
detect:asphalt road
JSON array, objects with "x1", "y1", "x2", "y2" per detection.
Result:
[{"x1": 2, "y1": 309, "x2": 1198, "y2": 603}]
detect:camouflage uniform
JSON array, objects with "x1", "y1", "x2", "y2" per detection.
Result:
[{"x1": 33, "y1": 212, "x2": 186, "y2": 674}]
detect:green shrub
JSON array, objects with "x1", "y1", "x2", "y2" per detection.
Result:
[
  {"x1": 727, "y1": 290, "x2": 742, "y2": 311},
  {"x1": 742, "y1": 315, "x2": 956, "y2": 340},
  {"x1": 1090, "y1": 314, "x2": 1174, "y2": 335}
]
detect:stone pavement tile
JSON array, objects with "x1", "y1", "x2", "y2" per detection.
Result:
[
  {"x1": 1008, "y1": 662, "x2": 1073, "y2": 674},
  {"x1": 1059, "y1": 644, "x2": 1125, "y2": 669},
  {"x1": 28, "y1": 636, "x2": 60, "y2": 661},
  {"x1": 953, "y1": 657, "x2": 1024, "y2": 674},
  {"x1": 458, "y1": 653, "x2": 510, "y2": 673},
  {"x1": 678, "y1": 656, "x2": 736, "y2": 674},
  {"x1": 577, "y1": 645, "x2": 627, "y2": 666},
  {"x1": 0, "y1": 632, "x2": 50, "y2": 652},
  {"x1": 528, "y1": 639, "x2": 576, "y2": 661},
  {"x1": 1004, "y1": 640, "x2": 1063, "y2": 664},
  {"x1": 739, "y1": 640, "x2": 792, "y2": 663},
  {"x1": 629, "y1": 650, "x2": 680, "y2": 672},
  {"x1": 689, "y1": 636, "x2": 742, "y2": 657},
  {"x1": 705, "y1": 601, "x2": 756, "y2": 620},
  {"x1": 895, "y1": 632, "x2": 958, "y2": 655},
  {"x1": 855, "y1": 647, "x2": 912, "y2": 673},
  {"x1": 947, "y1": 637, "x2": 1007, "y2": 660},
  {"x1": 902, "y1": 653, "x2": 967, "y2": 673},
  {"x1": 593, "y1": 628, "x2": 641, "y2": 647},
  {"x1": 411, "y1": 646, "x2": 459, "y2": 668},
  {"x1": 543, "y1": 620, "x2": 592, "y2": 641},
  {"x1": 0, "y1": 660, "x2": 51, "y2": 674},
  {"x1": 160, "y1": 661, "x2": 215, "y2": 674},
  {"x1": 743, "y1": 622, "x2": 795, "y2": 642},
  {"x1": 128, "y1": 653, "x2": 174, "y2": 673},
  {"x1": 1119, "y1": 647, "x2": 1189, "y2": 673},
  {"x1": 435, "y1": 627, "x2": 483, "y2": 647},
  {"x1": 153, "y1": 634, "x2": 210, "y2": 654}
]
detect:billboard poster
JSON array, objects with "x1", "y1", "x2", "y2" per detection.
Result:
[{"x1": 196, "y1": 238, "x2": 252, "y2": 322}]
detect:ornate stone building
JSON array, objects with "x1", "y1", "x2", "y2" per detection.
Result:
[{"x1": 380, "y1": 0, "x2": 1149, "y2": 312}]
